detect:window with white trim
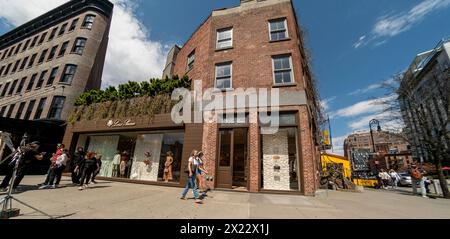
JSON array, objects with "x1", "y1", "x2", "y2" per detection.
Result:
[
  {"x1": 272, "y1": 55, "x2": 294, "y2": 85},
  {"x1": 269, "y1": 18, "x2": 288, "y2": 41},
  {"x1": 216, "y1": 28, "x2": 233, "y2": 49},
  {"x1": 215, "y1": 63, "x2": 232, "y2": 90},
  {"x1": 187, "y1": 50, "x2": 195, "y2": 71}
]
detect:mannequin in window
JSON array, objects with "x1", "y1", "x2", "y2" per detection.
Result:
[
  {"x1": 163, "y1": 151, "x2": 174, "y2": 182},
  {"x1": 119, "y1": 151, "x2": 129, "y2": 178},
  {"x1": 112, "y1": 151, "x2": 121, "y2": 177}
]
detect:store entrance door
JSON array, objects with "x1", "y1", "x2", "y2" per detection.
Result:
[{"x1": 216, "y1": 128, "x2": 248, "y2": 189}]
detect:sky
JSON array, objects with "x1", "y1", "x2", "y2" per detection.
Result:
[{"x1": 1, "y1": 0, "x2": 450, "y2": 155}]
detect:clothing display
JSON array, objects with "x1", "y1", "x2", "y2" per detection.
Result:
[
  {"x1": 112, "y1": 153, "x2": 121, "y2": 177},
  {"x1": 130, "y1": 134, "x2": 163, "y2": 181},
  {"x1": 87, "y1": 135, "x2": 120, "y2": 177},
  {"x1": 119, "y1": 160, "x2": 127, "y2": 178}
]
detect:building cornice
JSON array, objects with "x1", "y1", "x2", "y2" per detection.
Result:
[{"x1": 0, "y1": 0, "x2": 114, "y2": 49}]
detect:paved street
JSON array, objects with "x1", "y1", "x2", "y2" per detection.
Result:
[{"x1": 1, "y1": 176, "x2": 450, "y2": 219}]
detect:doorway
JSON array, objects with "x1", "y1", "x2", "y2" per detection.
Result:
[{"x1": 216, "y1": 128, "x2": 248, "y2": 190}]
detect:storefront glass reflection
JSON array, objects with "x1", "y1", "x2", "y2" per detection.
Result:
[{"x1": 76, "y1": 131, "x2": 184, "y2": 183}]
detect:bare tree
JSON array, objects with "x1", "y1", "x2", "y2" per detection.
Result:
[{"x1": 378, "y1": 68, "x2": 450, "y2": 198}]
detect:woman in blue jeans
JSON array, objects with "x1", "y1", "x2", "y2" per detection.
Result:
[{"x1": 181, "y1": 150, "x2": 203, "y2": 204}]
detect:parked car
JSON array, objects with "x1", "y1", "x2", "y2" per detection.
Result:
[{"x1": 399, "y1": 173, "x2": 412, "y2": 187}]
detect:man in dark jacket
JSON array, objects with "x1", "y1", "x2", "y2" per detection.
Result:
[
  {"x1": 1, "y1": 141, "x2": 45, "y2": 191},
  {"x1": 71, "y1": 147, "x2": 85, "y2": 184}
]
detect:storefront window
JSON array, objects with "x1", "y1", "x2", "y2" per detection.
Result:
[
  {"x1": 86, "y1": 135, "x2": 120, "y2": 177},
  {"x1": 76, "y1": 130, "x2": 184, "y2": 183},
  {"x1": 261, "y1": 127, "x2": 300, "y2": 191},
  {"x1": 158, "y1": 133, "x2": 184, "y2": 182}
]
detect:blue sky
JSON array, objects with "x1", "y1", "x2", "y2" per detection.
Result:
[{"x1": 1, "y1": 0, "x2": 450, "y2": 154}]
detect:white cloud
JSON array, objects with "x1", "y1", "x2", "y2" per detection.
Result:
[
  {"x1": 330, "y1": 95, "x2": 395, "y2": 119},
  {"x1": 347, "y1": 111, "x2": 404, "y2": 133},
  {"x1": 348, "y1": 78, "x2": 395, "y2": 96},
  {"x1": 0, "y1": 0, "x2": 167, "y2": 88},
  {"x1": 327, "y1": 135, "x2": 347, "y2": 156},
  {"x1": 353, "y1": 35, "x2": 366, "y2": 49},
  {"x1": 320, "y1": 96, "x2": 337, "y2": 112},
  {"x1": 354, "y1": 0, "x2": 450, "y2": 48}
]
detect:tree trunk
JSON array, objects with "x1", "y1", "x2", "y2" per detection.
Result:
[{"x1": 437, "y1": 162, "x2": 450, "y2": 199}]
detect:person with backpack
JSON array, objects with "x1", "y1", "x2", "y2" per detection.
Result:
[{"x1": 411, "y1": 164, "x2": 427, "y2": 198}]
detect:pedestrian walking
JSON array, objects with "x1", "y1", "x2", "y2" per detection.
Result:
[
  {"x1": 39, "y1": 143, "x2": 64, "y2": 186},
  {"x1": 389, "y1": 169, "x2": 401, "y2": 189},
  {"x1": 411, "y1": 164, "x2": 427, "y2": 198},
  {"x1": 39, "y1": 149, "x2": 70, "y2": 189},
  {"x1": 0, "y1": 141, "x2": 45, "y2": 192},
  {"x1": 180, "y1": 150, "x2": 203, "y2": 204},
  {"x1": 196, "y1": 151, "x2": 209, "y2": 195},
  {"x1": 77, "y1": 152, "x2": 98, "y2": 191},
  {"x1": 91, "y1": 154, "x2": 102, "y2": 184},
  {"x1": 71, "y1": 147, "x2": 85, "y2": 184},
  {"x1": 378, "y1": 169, "x2": 391, "y2": 189}
]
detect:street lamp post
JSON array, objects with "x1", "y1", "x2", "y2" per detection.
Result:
[{"x1": 369, "y1": 119, "x2": 382, "y2": 174}]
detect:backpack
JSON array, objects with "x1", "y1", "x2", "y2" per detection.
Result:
[{"x1": 411, "y1": 169, "x2": 422, "y2": 180}]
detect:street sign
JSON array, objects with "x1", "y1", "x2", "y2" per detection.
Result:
[{"x1": 323, "y1": 130, "x2": 330, "y2": 146}]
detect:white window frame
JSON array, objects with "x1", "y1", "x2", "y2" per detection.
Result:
[
  {"x1": 215, "y1": 63, "x2": 233, "y2": 90},
  {"x1": 268, "y1": 18, "x2": 288, "y2": 41},
  {"x1": 216, "y1": 28, "x2": 233, "y2": 50},
  {"x1": 186, "y1": 49, "x2": 196, "y2": 71},
  {"x1": 272, "y1": 55, "x2": 295, "y2": 85}
]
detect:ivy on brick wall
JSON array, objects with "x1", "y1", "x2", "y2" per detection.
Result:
[{"x1": 68, "y1": 75, "x2": 191, "y2": 124}]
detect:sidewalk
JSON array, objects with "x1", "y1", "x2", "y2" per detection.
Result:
[{"x1": 1, "y1": 176, "x2": 450, "y2": 219}]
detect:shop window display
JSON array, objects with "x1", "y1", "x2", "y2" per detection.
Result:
[
  {"x1": 261, "y1": 127, "x2": 300, "y2": 191},
  {"x1": 86, "y1": 135, "x2": 119, "y2": 177},
  {"x1": 75, "y1": 131, "x2": 183, "y2": 183},
  {"x1": 157, "y1": 133, "x2": 184, "y2": 183},
  {"x1": 130, "y1": 134, "x2": 163, "y2": 181}
]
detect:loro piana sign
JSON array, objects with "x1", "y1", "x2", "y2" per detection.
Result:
[{"x1": 106, "y1": 119, "x2": 136, "y2": 128}]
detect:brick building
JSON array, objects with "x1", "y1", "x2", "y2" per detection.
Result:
[
  {"x1": 344, "y1": 131, "x2": 411, "y2": 175},
  {"x1": 170, "y1": 0, "x2": 321, "y2": 195},
  {"x1": 62, "y1": 0, "x2": 321, "y2": 195},
  {"x1": 0, "y1": 0, "x2": 113, "y2": 122}
]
